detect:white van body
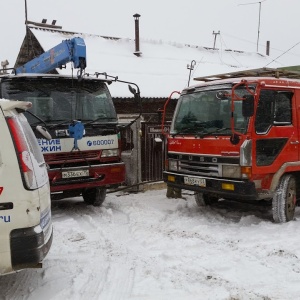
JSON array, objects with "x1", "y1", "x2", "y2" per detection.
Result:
[{"x1": 0, "y1": 99, "x2": 53, "y2": 275}]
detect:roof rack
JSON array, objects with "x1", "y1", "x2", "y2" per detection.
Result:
[{"x1": 194, "y1": 67, "x2": 300, "y2": 82}]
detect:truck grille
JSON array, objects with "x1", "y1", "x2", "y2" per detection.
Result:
[
  {"x1": 169, "y1": 153, "x2": 239, "y2": 178},
  {"x1": 45, "y1": 150, "x2": 100, "y2": 163}
]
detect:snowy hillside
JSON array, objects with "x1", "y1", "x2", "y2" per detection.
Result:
[{"x1": 2, "y1": 189, "x2": 300, "y2": 300}]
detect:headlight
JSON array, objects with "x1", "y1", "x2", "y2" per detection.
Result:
[
  {"x1": 222, "y1": 165, "x2": 241, "y2": 178},
  {"x1": 169, "y1": 160, "x2": 178, "y2": 171},
  {"x1": 101, "y1": 149, "x2": 119, "y2": 157}
]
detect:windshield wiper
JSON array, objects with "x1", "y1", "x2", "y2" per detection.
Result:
[
  {"x1": 197, "y1": 127, "x2": 231, "y2": 138},
  {"x1": 172, "y1": 126, "x2": 207, "y2": 137},
  {"x1": 47, "y1": 120, "x2": 74, "y2": 129},
  {"x1": 83, "y1": 117, "x2": 117, "y2": 125}
]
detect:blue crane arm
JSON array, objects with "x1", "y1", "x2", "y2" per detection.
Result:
[{"x1": 15, "y1": 37, "x2": 86, "y2": 74}]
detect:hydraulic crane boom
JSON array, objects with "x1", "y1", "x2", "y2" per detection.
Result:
[{"x1": 15, "y1": 37, "x2": 86, "y2": 75}]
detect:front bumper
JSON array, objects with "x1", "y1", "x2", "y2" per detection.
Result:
[
  {"x1": 48, "y1": 162, "x2": 126, "y2": 192},
  {"x1": 163, "y1": 171, "x2": 258, "y2": 201},
  {"x1": 10, "y1": 225, "x2": 53, "y2": 271}
]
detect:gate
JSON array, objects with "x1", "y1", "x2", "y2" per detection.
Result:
[
  {"x1": 120, "y1": 116, "x2": 170, "y2": 187},
  {"x1": 141, "y1": 121, "x2": 170, "y2": 182}
]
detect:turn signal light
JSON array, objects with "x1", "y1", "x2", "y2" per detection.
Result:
[
  {"x1": 111, "y1": 167, "x2": 122, "y2": 173},
  {"x1": 241, "y1": 166, "x2": 252, "y2": 178},
  {"x1": 168, "y1": 175, "x2": 175, "y2": 182}
]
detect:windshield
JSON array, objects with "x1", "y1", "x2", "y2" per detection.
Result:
[
  {"x1": 1, "y1": 78, "x2": 117, "y2": 125},
  {"x1": 171, "y1": 84, "x2": 253, "y2": 136}
]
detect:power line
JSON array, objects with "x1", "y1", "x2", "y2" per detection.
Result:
[
  {"x1": 264, "y1": 41, "x2": 300, "y2": 67},
  {"x1": 222, "y1": 32, "x2": 300, "y2": 61}
]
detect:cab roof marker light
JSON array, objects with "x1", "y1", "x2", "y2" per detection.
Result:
[{"x1": 241, "y1": 166, "x2": 252, "y2": 179}]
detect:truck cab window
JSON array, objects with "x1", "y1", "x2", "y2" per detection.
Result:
[{"x1": 255, "y1": 90, "x2": 293, "y2": 134}]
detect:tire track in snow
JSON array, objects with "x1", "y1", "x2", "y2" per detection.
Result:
[{"x1": 49, "y1": 198, "x2": 136, "y2": 299}]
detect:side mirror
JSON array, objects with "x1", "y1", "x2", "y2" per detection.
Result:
[
  {"x1": 242, "y1": 95, "x2": 254, "y2": 117},
  {"x1": 36, "y1": 125, "x2": 52, "y2": 140}
]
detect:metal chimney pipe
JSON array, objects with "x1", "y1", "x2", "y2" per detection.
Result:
[
  {"x1": 133, "y1": 13, "x2": 141, "y2": 56},
  {"x1": 266, "y1": 40, "x2": 270, "y2": 56}
]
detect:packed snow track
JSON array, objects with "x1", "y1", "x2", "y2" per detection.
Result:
[{"x1": 1, "y1": 189, "x2": 300, "y2": 300}]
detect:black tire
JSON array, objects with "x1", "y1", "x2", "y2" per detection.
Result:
[
  {"x1": 194, "y1": 193, "x2": 218, "y2": 207},
  {"x1": 82, "y1": 188, "x2": 106, "y2": 207},
  {"x1": 272, "y1": 174, "x2": 296, "y2": 223}
]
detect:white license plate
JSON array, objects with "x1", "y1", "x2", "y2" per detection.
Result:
[
  {"x1": 184, "y1": 177, "x2": 206, "y2": 187},
  {"x1": 62, "y1": 170, "x2": 89, "y2": 179}
]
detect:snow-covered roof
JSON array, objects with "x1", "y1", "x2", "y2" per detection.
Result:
[{"x1": 28, "y1": 26, "x2": 281, "y2": 98}]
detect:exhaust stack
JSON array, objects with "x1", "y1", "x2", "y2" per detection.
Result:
[{"x1": 133, "y1": 14, "x2": 142, "y2": 57}]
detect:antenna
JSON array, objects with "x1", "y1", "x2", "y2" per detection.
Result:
[
  {"x1": 187, "y1": 60, "x2": 196, "y2": 87},
  {"x1": 239, "y1": 0, "x2": 267, "y2": 52}
]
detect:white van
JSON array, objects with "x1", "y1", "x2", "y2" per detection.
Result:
[{"x1": 0, "y1": 99, "x2": 53, "y2": 275}]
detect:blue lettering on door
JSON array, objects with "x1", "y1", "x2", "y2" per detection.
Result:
[
  {"x1": 0, "y1": 216, "x2": 11, "y2": 223},
  {"x1": 38, "y1": 139, "x2": 62, "y2": 152},
  {"x1": 87, "y1": 139, "x2": 115, "y2": 146}
]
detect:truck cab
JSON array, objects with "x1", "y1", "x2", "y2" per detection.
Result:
[
  {"x1": 163, "y1": 68, "x2": 300, "y2": 223},
  {"x1": 0, "y1": 73, "x2": 125, "y2": 205}
]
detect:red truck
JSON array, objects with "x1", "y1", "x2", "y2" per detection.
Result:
[{"x1": 163, "y1": 67, "x2": 300, "y2": 223}]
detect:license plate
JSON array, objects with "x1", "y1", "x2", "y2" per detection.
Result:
[
  {"x1": 184, "y1": 176, "x2": 206, "y2": 187},
  {"x1": 62, "y1": 170, "x2": 89, "y2": 179}
]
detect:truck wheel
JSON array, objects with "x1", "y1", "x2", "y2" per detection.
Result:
[
  {"x1": 82, "y1": 188, "x2": 106, "y2": 207},
  {"x1": 272, "y1": 174, "x2": 296, "y2": 223},
  {"x1": 194, "y1": 193, "x2": 218, "y2": 206}
]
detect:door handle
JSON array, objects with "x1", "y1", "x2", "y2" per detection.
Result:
[{"x1": 290, "y1": 140, "x2": 299, "y2": 145}]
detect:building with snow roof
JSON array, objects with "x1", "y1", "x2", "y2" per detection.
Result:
[{"x1": 14, "y1": 20, "x2": 278, "y2": 101}]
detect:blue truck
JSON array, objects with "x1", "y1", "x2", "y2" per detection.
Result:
[{"x1": 1, "y1": 37, "x2": 139, "y2": 206}]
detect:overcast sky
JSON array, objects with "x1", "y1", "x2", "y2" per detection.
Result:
[{"x1": 1, "y1": 0, "x2": 300, "y2": 67}]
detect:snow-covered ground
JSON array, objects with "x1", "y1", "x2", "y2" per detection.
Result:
[{"x1": 2, "y1": 188, "x2": 300, "y2": 300}]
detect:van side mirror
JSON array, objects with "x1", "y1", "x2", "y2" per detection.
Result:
[{"x1": 242, "y1": 95, "x2": 254, "y2": 117}]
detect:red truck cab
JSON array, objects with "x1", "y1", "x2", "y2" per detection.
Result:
[{"x1": 163, "y1": 68, "x2": 300, "y2": 223}]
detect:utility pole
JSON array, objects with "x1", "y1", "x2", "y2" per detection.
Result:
[
  {"x1": 238, "y1": 0, "x2": 266, "y2": 53},
  {"x1": 212, "y1": 31, "x2": 220, "y2": 49},
  {"x1": 24, "y1": 0, "x2": 29, "y2": 57}
]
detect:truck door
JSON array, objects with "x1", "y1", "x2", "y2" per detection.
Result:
[{"x1": 252, "y1": 89, "x2": 298, "y2": 176}]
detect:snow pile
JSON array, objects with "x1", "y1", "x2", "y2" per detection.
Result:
[{"x1": 2, "y1": 189, "x2": 300, "y2": 299}]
